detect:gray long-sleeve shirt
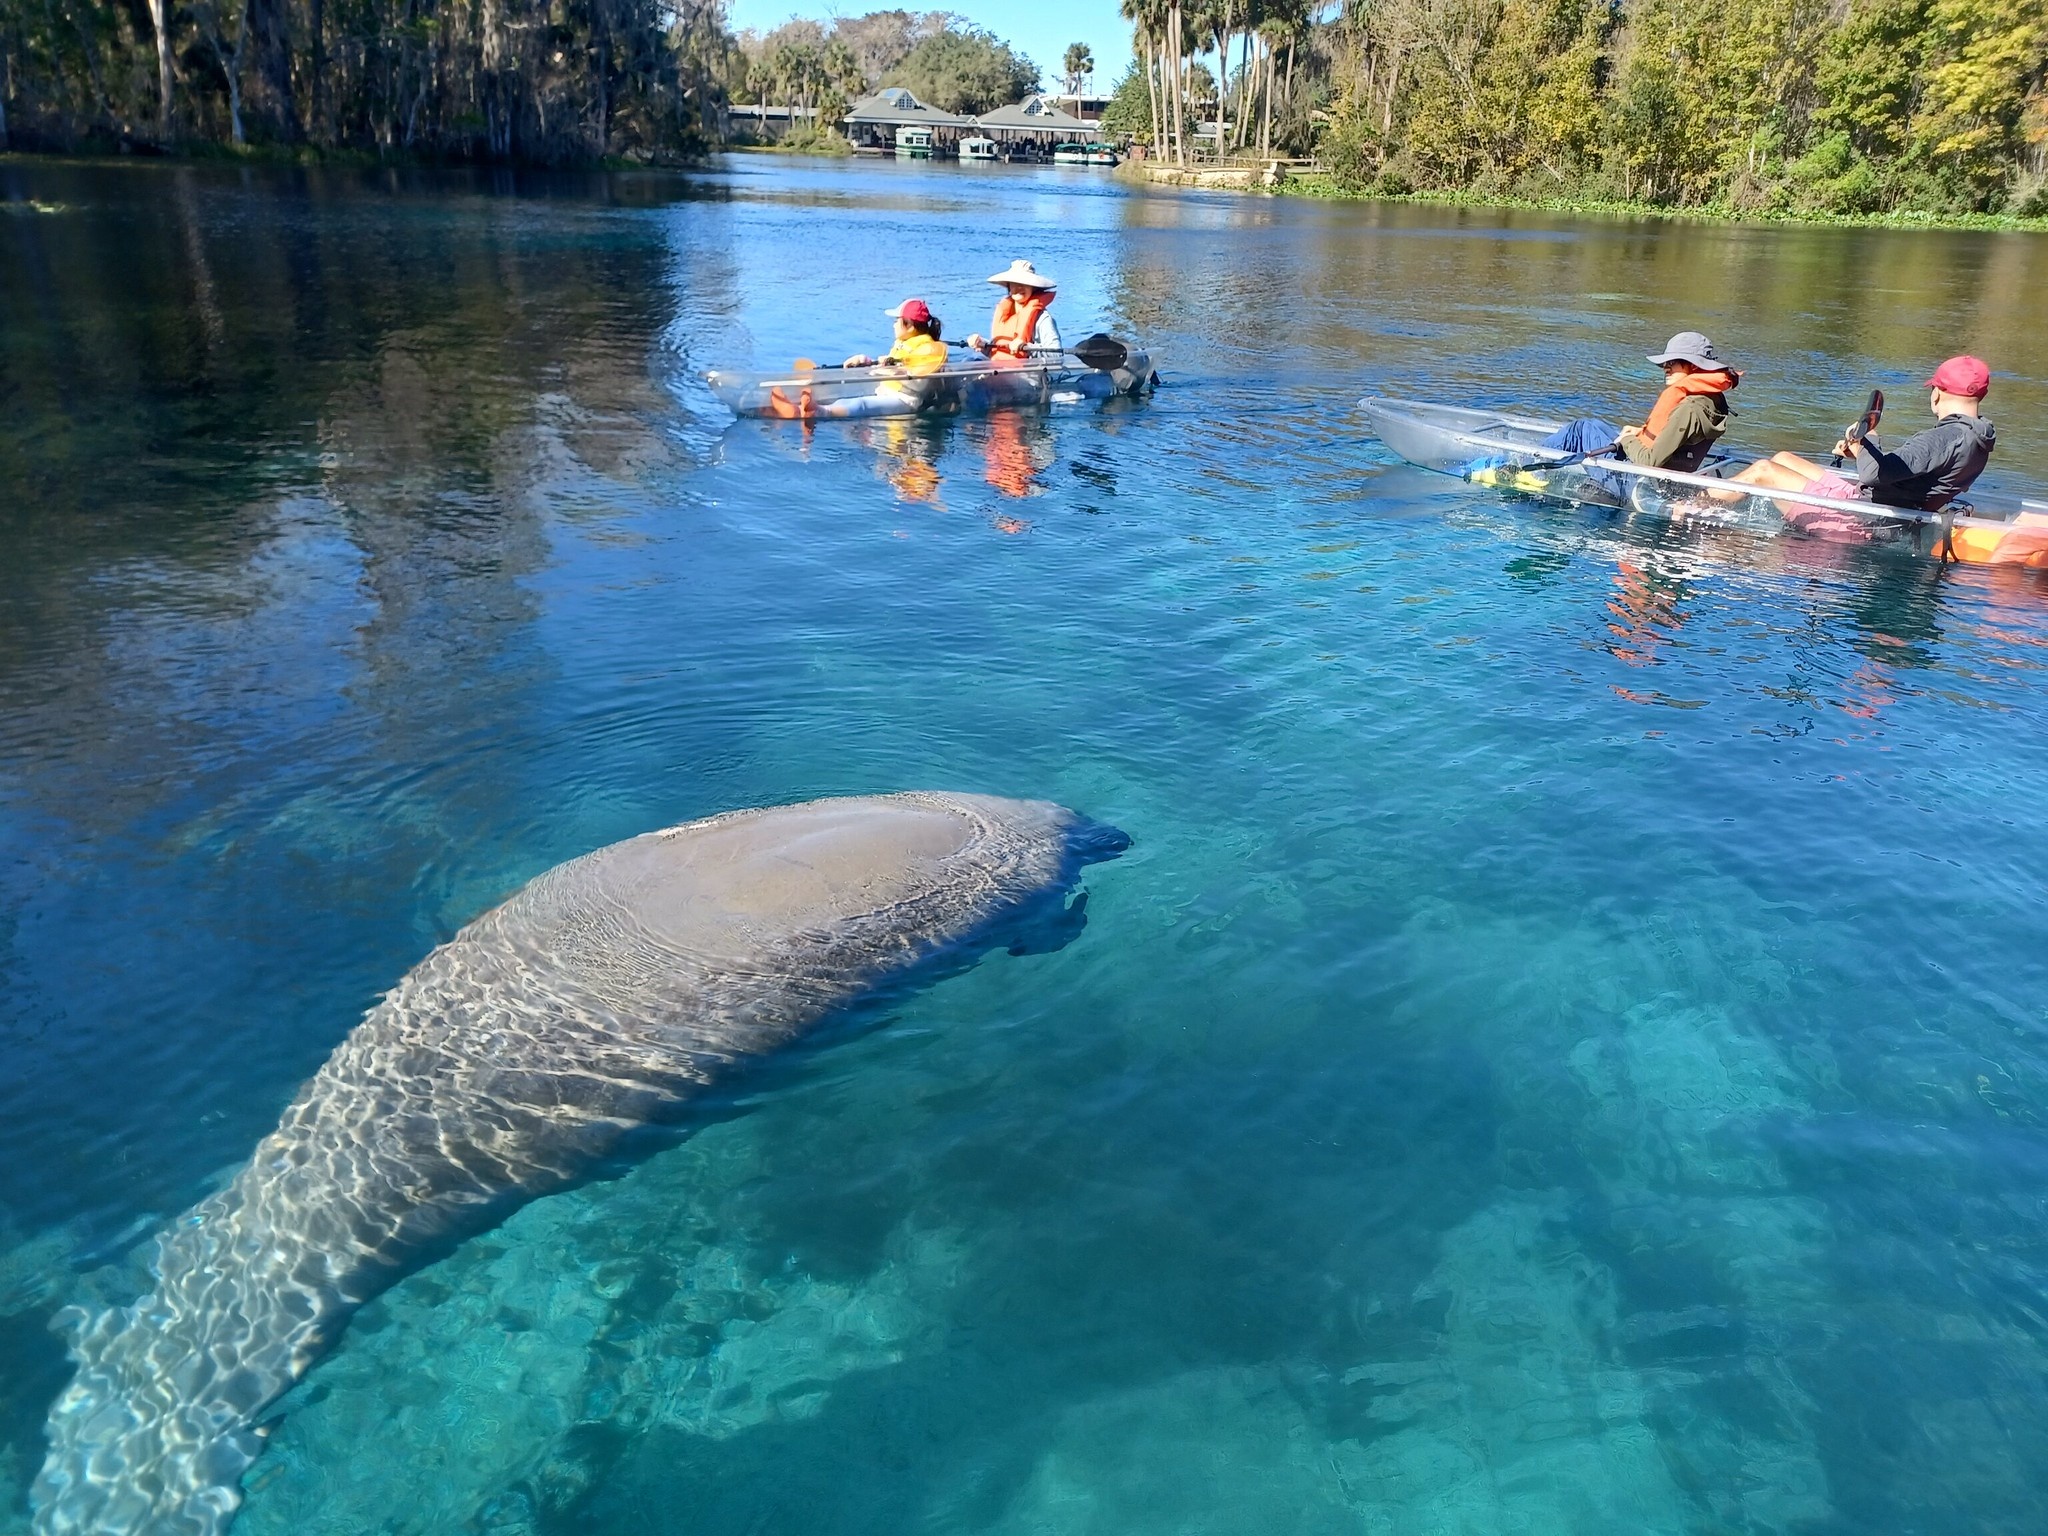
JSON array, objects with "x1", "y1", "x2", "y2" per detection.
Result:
[{"x1": 1853, "y1": 412, "x2": 1996, "y2": 511}]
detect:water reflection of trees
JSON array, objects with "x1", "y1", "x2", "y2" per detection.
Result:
[{"x1": 0, "y1": 160, "x2": 702, "y2": 1245}]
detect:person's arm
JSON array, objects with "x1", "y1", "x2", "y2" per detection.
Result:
[{"x1": 1849, "y1": 424, "x2": 1949, "y2": 494}]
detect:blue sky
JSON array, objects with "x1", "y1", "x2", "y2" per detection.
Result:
[{"x1": 723, "y1": 0, "x2": 1140, "y2": 94}]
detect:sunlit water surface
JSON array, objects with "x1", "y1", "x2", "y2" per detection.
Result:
[{"x1": 5, "y1": 157, "x2": 2048, "y2": 1534}]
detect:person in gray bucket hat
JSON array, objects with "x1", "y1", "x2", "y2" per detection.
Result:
[
  {"x1": 1504, "y1": 330, "x2": 1740, "y2": 474},
  {"x1": 1647, "y1": 330, "x2": 1727, "y2": 370}
]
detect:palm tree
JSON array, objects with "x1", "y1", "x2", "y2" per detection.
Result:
[
  {"x1": 1168, "y1": 0, "x2": 1189, "y2": 163},
  {"x1": 1062, "y1": 42, "x2": 1094, "y2": 98},
  {"x1": 1254, "y1": 0, "x2": 1309, "y2": 158},
  {"x1": 1119, "y1": 0, "x2": 1167, "y2": 155}
]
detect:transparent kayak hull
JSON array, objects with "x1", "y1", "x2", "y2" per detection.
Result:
[
  {"x1": 709, "y1": 351, "x2": 1154, "y2": 421},
  {"x1": 1358, "y1": 395, "x2": 2048, "y2": 570}
]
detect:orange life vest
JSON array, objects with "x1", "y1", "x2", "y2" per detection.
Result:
[
  {"x1": 988, "y1": 292, "x2": 1053, "y2": 359},
  {"x1": 1641, "y1": 368, "x2": 1738, "y2": 443}
]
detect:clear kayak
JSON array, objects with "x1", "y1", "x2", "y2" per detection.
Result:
[
  {"x1": 1358, "y1": 395, "x2": 2048, "y2": 570},
  {"x1": 709, "y1": 342, "x2": 1155, "y2": 422}
]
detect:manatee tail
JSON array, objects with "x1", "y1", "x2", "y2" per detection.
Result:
[{"x1": 32, "y1": 1180, "x2": 341, "y2": 1536}]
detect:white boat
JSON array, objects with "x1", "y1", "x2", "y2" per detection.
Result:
[
  {"x1": 1052, "y1": 142, "x2": 1119, "y2": 167},
  {"x1": 895, "y1": 126, "x2": 934, "y2": 159},
  {"x1": 1358, "y1": 394, "x2": 2048, "y2": 570},
  {"x1": 961, "y1": 136, "x2": 998, "y2": 162}
]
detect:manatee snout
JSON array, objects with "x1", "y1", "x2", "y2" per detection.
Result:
[
  {"x1": 1066, "y1": 814, "x2": 1134, "y2": 866},
  {"x1": 1000, "y1": 812, "x2": 1127, "y2": 958}
]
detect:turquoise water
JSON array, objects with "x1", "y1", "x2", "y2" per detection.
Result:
[{"x1": 5, "y1": 157, "x2": 2048, "y2": 1533}]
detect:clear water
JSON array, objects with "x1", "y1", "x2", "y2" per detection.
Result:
[{"x1": 6, "y1": 157, "x2": 2048, "y2": 1535}]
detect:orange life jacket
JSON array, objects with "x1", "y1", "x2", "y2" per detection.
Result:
[
  {"x1": 1641, "y1": 368, "x2": 1738, "y2": 443},
  {"x1": 988, "y1": 292, "x2": 1053, "y2": 358}
]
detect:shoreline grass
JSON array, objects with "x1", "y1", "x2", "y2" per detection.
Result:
[{"x1": 1274, "y1": 172, "x2": 2048, "y2": 234}]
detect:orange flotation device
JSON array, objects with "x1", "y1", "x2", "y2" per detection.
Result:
[
  {"x1": 1935, "y1": 510, "x2": 2048, "y2": 567},
  {"x1": 988, "y1": 292, "x2": 1053, "y2": 360}
]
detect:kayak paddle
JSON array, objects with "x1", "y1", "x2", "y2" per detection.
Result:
[
  {"x1": 945, "y1": 334, "x2": 1132, "y2": 371},
  {"x1": 1070, "y1": 334, "x2": 1130, "y2": 372}
]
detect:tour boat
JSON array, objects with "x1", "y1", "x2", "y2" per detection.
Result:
[
  {"x1": 708, "y1": 338, "x2": 1155, "y2": 421},
  {"x1": 1358, "y1": 395, "x2": 2048, "y2": 569},
  {"x1": 895, "y1": 127, "x2": 934, "y2": 159},
  {"x1": 1052, "y1": 142, "x2": 1120, "y2": 166},
  {"x1": 961, "y1": 136, "x2": 999, "y2": 162}
]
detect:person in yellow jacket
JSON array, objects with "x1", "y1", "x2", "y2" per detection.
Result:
[
  {"x1": 843, "y1": 298, "x2": 949, "y2": 374},
  {"x1": 966, "y1": 260, "x2": 1062, "y2": 362}
]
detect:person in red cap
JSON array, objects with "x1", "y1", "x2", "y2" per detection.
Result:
[
  {"x1": 843, "y1": 298, "x2": 949, "y2": 376},
  {"x1": 1724, "y1": 355, "x2": 1995, "y2": 513}
]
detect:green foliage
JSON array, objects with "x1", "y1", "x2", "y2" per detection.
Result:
[
  {"x1": 1788, "y1": 131, "x2": 1889, "y2": 212},
  {"x1": 0, "y1": 0, "x2": 734, "y2": 160},
  {"x1": 1101, "y1": 63, "x2": 1156, "y2": 141},
  {"x1": 779, "y1": 122, "x2": 855, "y2": 154},
  {"x1": 1912, "y1": 0, "x2": 2048, "y2": 203},
  {"x1": 1318, "y1": 0, "x2": 2048, "y2": 215},
  {"x1": 883, "y1": 27, "x2": 1039, "y2": 114},
  {"x1": 1319, "y1": 96, "x2": 1383, "y2": 190}
]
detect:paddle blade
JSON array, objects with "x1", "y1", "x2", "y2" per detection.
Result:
[
  {"x1": 1846, "y1": 388, "x2": 1882, "y2": 446},
  {"x1": 793, "y1": 358, "x2": 816, "y2": 371},
  {"x1": 1071, "y1": 333, "x2": 1129, "y2": 371}
]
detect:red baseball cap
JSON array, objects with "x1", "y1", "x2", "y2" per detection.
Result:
[
  {"x1": 886, "y1": 298, "x2": 932, "y2": 324},
  {"x1": 1926, "y1": 355, "x2": 1991, "y2": 397}
]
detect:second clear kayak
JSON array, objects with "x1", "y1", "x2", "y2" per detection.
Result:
[
  {"x1": 709, "y1": 340, "x2": 1155, "y2": 422},
  {"x1": 1358, "y1": 395, "x2": 2048, "y2": 570}
]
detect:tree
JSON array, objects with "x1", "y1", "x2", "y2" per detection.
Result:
[
  {"x1": 1814, "y1": 0, "x2": 1931, "y2": 162},
  {"x1": 1101, "y1": 59, "x2": 1155, "y2": 138},
  {"x1": 1063, "y1": 41, "x2": 1094, "y2": 95},
  {"x1": 884, "y1": 26, "x2": 1039, "y2": 113},
  {"x1": 835, "y1": 10, "x2": 928, "y2": 86},
  {"x1": 1911, "y1": 0, "x2": 2048, "y2": 204},
  {"x1": 1121, "y1": 0, "x2": 1168, "y2": 151}
]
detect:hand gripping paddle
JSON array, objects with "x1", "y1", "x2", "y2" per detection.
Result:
[{"x1": 1832, "y1": 389, "x2": 1884, "y2": 466}]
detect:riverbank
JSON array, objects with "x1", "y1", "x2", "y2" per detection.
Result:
[
  {"x1": 724, "y1": 133, "x2": 853, "y2": 158},
  {"x1": 1119, "y1": 160, "x2": 2048, "y2": 233}
]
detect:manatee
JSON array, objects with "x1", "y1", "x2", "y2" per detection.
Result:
[{"x1": 34, "y1": 791, "x2": 1127, "y2": 1536}]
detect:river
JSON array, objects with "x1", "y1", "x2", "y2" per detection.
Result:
[{"x1": 4, "y1": 156, "x2": 2048, "y2": 1535}]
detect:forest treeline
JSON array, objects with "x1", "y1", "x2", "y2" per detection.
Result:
[
  {"x1": 1108, "y1": 0, "x2": 2048, "y2": 215},
  {"x1": 728, "y1": 11, "x2": 1039, "y2": 123},
  {"x1": 0, "y1": 0, "x2": 740, "y2": 160},
  {"x1": 6, "y1": 0, "x2": 2043, "y2": 217},
  {"x1": 0, "y1": 0, "x2": 1043, "y2": 163}
]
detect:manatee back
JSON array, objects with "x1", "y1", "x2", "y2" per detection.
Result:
[{"x1": 33, "y1": 792, "x2": 1124, "y2": 1536}]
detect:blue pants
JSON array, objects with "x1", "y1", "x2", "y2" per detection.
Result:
[
  {"x1": 1462, "y1": 417, "x2": 1621, "y2": 476},
  {"x1": 1541, "y1": 417, "x2": 1621, "y2": 455}
]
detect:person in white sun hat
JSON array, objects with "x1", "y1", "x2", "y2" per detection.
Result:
[{"x1": 966, "y1": 259, "x2": 1063, "y2": 362}]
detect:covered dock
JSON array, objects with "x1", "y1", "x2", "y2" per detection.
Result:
[{"x1": 842, "y1": 88, "x2": 974, "y2": 154}]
